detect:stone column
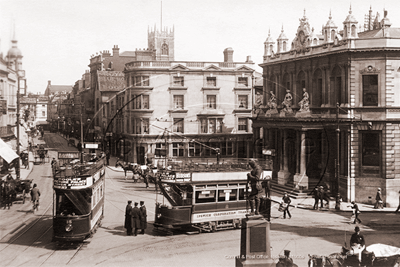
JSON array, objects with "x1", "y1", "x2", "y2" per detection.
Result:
[
  {"x1": 293, "y1": 130, "x2": 309, "y2": 189},
  {"x1": 278, "y1": 129, "x2": 291, "y2": 185}
]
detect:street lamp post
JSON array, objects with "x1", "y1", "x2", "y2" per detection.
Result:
[
  {"x1": 16, "y1": 68, "x2": 25, "y2": 180},
  {"x1": 336, "y1": 102, "x2": 340, "y2": 196}
]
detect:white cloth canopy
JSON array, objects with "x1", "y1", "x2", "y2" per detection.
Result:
[
  {"x1": 0, "y1": 138, "x2": 19, "y2": 163},
  {"x1": 366, "y1": 244, "x2": 400, "y2": 257}
]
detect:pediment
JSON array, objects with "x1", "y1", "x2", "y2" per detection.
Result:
[
  {"x1": 234, "y1": 65, "x2": 254, "y2": 72},
  {"x1": 203, "y1": 64, "x2": 222, "y2": 71},
  {"x1": 170, "y1": 64, "x2": 190, "y2": 71}
]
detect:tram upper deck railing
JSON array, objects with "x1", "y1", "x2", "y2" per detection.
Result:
[
  {"x1": 53, "y1": 157, "x2": 106, "y2": 180},
  {"x1": 162, "y1": 158, "x2": 272, "y2": 173}
]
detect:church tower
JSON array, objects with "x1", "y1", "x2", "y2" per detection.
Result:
[{"x1": 148, "y1": 25, "x2": 174, "y2": 61}]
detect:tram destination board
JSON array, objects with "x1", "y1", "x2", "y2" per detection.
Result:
[
  {"x1": 54, "y1": 176, "x2": 91, "y2": 189},
  {"x1": 58, "y1": 152, "x2": 80, "y2": 159}
]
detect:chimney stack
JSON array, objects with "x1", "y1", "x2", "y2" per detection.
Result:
[
  {"x1": 112, "y1": 45, "x2": 120, "y2": 57},
  {"x1": 223, "y1": 47, "x2": 234, "y2": 62}
]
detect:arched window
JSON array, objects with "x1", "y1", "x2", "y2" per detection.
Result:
[
  {"x1": 331, "y1": 30, "x2": 335, "y2": 41},
  {"x1": 313, "y1": 69, "x2": 323, "y2": 107},
  {"x1": 297, "y1": 71, "x2": 306, "y2": 105},
  {"x1": 283, "y1": 41, "x2": 287, "y2": 51},
  {"x1": 343, "y1": 26, "x2": 347, "y2": 38},
  {"x1": 330, "y1": 66, "x2": 342, "y2": 105},
  {"x1": 313, "y1": 38, "x2": 318, "y2": 45},
  {"x1": 351, "y1": 25, "x2": 357, "y2": 37},
  {"x1": 161, "y1": 43, "x2": 168, "y2": 55},
  {"x1": 282, "y1": 73, "x2": 290, "y2": 104}
]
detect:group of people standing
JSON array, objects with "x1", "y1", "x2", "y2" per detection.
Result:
[
  {"x1": 124, "y1": 200, "x2": 147, "y2": 236},
  {"x1": 313, "y1": 185, "x2": 330, "y2": 210}
]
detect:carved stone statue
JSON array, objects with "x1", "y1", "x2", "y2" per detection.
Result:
[
  {"x1": 281, "y1": 89, "x2": 293, "y2": 114},
  {"x1": 298, "y1": 88, "x2": 310, "y2": 112},
  {"x1": 253, "y1": 92, "x2": 264, "y2": 115},
  {"x1": 266, "y1": 91, "x2": 278, "y2": 115}
]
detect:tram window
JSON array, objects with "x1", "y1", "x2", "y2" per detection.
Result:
[
  {"x1": 239, "y1": 188, "x2": 247, "y2": 200},
  {"x1": 56, "y1": 190, "x2": 91, "y2": 216},
  {"x1": 207, "y1": 184, "x2": 217, "y2": 189},
  {"x1": 162, "y1": 183, "x2": 193, "y2": 206},
  {"x1": 195, "y1": 190, "x2": 216, "y2": 203},
  {"x1": 218, "y1": 189, "x2": 238, "y2": 201},
  {"x1": 218, "y1": 184, "x2": 228, "y2": 188}
]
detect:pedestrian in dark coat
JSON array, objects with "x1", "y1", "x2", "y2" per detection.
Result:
[
  {"x1": 374, "y1": 188, "x2": 383, "y2": 209},
  {"x1": 350, "y1": 201, "x2": 362, "y2": 224},
  {"x1": 124, "y1": 201, "x2": 133, "y2": 235},
  {"x1": 31, "y1": 183, "x2": 40, "y2": 211},
  {"x1": 106, "y1": 150, "x2": 110, "y2": 166},
  {"x1": 281, "y1": 192, "x2": 291, "y2": 219},
  {"x1": 140, "y1": 201, "x2": 147, "y2": 234},
  {"x1": 313, "y1": 187, "x2": 320, "y2": 210},
  {"x1": 131, "y1": 202, "x2": 141, "y2": 236}
]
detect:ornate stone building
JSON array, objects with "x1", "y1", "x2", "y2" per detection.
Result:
[{"x1": 252, "y1": 7, "x2": 400, "y2": 207}]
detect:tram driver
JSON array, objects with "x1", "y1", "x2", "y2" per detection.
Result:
[{"x1": 247, "y1": 159, "x2": 263, "y2": 215}]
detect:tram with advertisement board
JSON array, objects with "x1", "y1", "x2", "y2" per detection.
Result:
[
  {"x1": 52, "y1": 156, "x2": 106, "y2": 242},
  {"x1": 154, "y1": 159, "x2": 272, "y2": 233}
]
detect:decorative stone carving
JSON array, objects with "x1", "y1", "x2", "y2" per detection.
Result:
[
  {"x1": 359, "y1": 65, "x2": 380, "y2": 74},
  {"x1": 280, "y1": 90, "x2": 294, "y2": 116},
  {"x1": 298, "y1": 88, "x2": 310, "y2": 112},
  {"x1": 253, "y1": 92, "x2": 265, "y2": 116},
  {"x1": 296, "y1": 88, "x2": 311, "y2": 117},
  {"x1": 266, "y1": 91, "x2": 278, "y2": 115}
]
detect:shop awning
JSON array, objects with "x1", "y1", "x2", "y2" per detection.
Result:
[{"x1": 0, "y1": 138, "x2": 19, "y2": 163}]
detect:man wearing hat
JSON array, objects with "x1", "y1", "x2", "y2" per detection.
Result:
[
  {"x1": 350, "y1": 201, "x2": 362, "y2": 224},
  {"x1": 140, "y1": 201, "x2": 147, "y2": 234},
  {"x1": 281, "y1": 192, "x2": 292, "y2": 219},
  {"x1": 374, "y1": 188, "x2": 383, "y2": 209},
  {"x1": 350, "y1": 226, "x2": 365, "y2": 263},
  {"x1": 124, "y1": 201, "x2": 133, "y2": 235},
  {"x1": 131, "y1": 202, "x2": 141, "y2": 236}
]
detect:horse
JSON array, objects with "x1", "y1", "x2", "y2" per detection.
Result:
[
  {"x1": 115, "y1": 159, "x2": 141, "y2": 180},
  {"x1": 2, "y1": 179, "x2": 16, "y2": 209}
]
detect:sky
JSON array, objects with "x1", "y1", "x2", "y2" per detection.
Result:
[{"x1": 1, "y1": 0, "x2": 399, "y2": 94}]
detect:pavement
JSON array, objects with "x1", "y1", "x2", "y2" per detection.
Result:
[{"x1": 270, "y1": 193, "x2": 399, "y2": 213}]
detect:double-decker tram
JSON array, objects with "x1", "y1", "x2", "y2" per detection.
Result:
[
  {"x1": 154, "y1": 160, "x2": 272, "y2": 233},
  {"x1": 52, "y1": 155, "x2": 106, "y2": 242}
]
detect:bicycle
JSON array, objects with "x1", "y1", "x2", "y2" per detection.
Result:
[{"x1": 32, "y1": 199, "x2": 40, "y2": 213}]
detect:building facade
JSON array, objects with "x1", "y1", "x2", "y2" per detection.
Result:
[
  {"x1": 98, "y1": 26, "x2": 256, "y2": 165},
  {"x1": 253, "y1": 7, "x2": 400, "y2": 207}
]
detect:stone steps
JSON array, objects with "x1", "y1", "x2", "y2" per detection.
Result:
[{"x1": 270, "y1": 179, "x2": 320, "y2": 199}]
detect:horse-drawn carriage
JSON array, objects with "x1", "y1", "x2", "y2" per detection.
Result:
[
  {"x1": 308, "y1": 244, "x2": 400, "y2": 267},
  {"x1": 1, "y1": 176, "x2": 33, "y2": 208},
  {"x1": 115, "y1": 159, "x2": 156, "y2": 184}
]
